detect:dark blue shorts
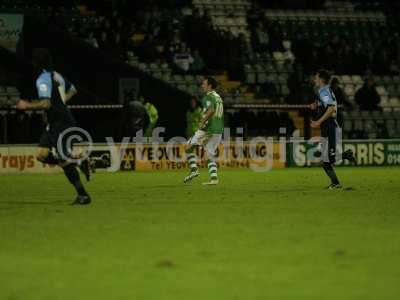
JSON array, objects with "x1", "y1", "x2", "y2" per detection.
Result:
[{"x1": 39, "y1": 124, "x2": 75, "y2": 161}]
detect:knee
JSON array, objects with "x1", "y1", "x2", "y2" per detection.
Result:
[
  {"x1": 186, "y1": 144, "x2": 197, "y2": 154},
  {"x1": 322, "y1": 162, "x2": 332, "y2": 169},
  {"x1": 36, "y1": 153, "x2": 45, "y2": 162},
  {"x1": 206, "y1": 151, "x2": 216, "y2": 160},
  {"x1": 36, "y1": 149, "x2": 49, "y2": 162}
]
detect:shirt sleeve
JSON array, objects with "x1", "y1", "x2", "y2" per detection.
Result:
[
  {"x1": 53, "y1": 72, "x2": 67, "y2": 103},
  {"x1": 320, "y1": 89, "x2": 335, "y2": 106},
  {"x1": 36, "y1": 75, "x2": 52, "y2": 99},
  {"x1": 204, "y1": 95, "x2": 212, "y2": 109}
]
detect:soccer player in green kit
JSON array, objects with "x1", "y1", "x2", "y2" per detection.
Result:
[{"x1": 184, "y1": 77, "x2": 224, "y2": 185}]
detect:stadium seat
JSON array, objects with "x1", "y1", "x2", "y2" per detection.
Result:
[
  {"x1": 351, "y1": 75, "x2": 363, "y2": 85},
  {"x1": 386, "y1": 85, "x2": 397, "y2": 96},
  {"x1": 161, "y1": 73, "x2": 171, "y2": 83},
  {"x1": 343, "y1": 119, "x2": 353, "y2": 131},
  {"x1": 0, "y1": 96, "x2": 7, "y2": 107},
  {"x1": 148, "y1": 63, "x2": 159, "y2": 70},
  {"x1": 349, "y1": 110, "x2": 361, "y2": 118},
  {"x1": 354, "y1": 84, "x2": 363, "y2": 92},
  {"x1": 8, "y1": 95, "x2": 19, "y2": 106},
  {"x1": 383, "y1": 107, "x2": 392, "y2": 112},
  {"x1": 380, "y1": 96, "x2": 389, "y2": 108},
  {"x1": 341, "y1": 75, "x2": 352, "y2": 84},
  {"x1": 376, "y1": 86, "x2": 388, "y2": 97},
  {"x1": 371, "y1": 110, "x2": 382, "y2": 119},
  {"x1": 372, "y1": 75, "x2": 382, "y2": 85},
  {"x1": 256, "y1": 71, "x2": 267, "y2": 84},
  {"x1": 5, "y1": 86, "x2": 18, "y2": 94},
  {"x1": 138, "y1": 63, "x2": 147, "y2": 71},
  {"x1": 172, "y1": 75, "x2": 184, "y2": 83},
  {"x1": 236, "y1": 17, "x2": 247, "y2": 26},
  {"x1": 344, "y1": 84, "x2": 355, "y2": 97},
  {"x1": 277, "y1": 74, "x2": 287, "y2": 84},
  {"x1": 184, "y1": 75, "x2": 195, "y2": 83},
  {"x1": 388, "y1": 97, "x2": 400, "y2": 107},
  {"x1": 271, "y1": 52, "x2": 282, "y2": 62},
  {"x1": 354, "y1": 119, "x2": 364, "y2": 131},
  {"x1": 361, "y1": 110, "x2": 371, "y2": 118},
  {"x1": 153, "y1": 71, "x2": 162, "y2": 79},
  {"x1": 382, "y1": 76, "x2": 392, "y2": 84},
  {"x1": 281, "y1": 85, "x2": 290, "y2": 96},
  {"x1": 245, "y1": 67, "x2": 256, "y2": 84},
  {"x1": 177, "y1": 83, "x2": 186, "y2": 91}
]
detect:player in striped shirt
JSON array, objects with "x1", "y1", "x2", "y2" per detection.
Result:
[{"x1": 184, "y1": 77, "x2": 224, "y2": 185}]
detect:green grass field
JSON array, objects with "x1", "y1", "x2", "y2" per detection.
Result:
[{"x1": 1, "y1": 167, "x2": 400, "y2": 300}]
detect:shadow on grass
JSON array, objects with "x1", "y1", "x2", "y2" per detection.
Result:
[
  {"x1": 0, "y1": 200, "x2": 67, "y2": 206},
  {"x1": 139, "y1": 184, "x2": 193, "y2": 189},
  {"x1": 261, "y1": 188, "x2": 310, "y2": 193}
]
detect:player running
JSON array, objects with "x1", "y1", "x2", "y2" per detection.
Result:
[
  {"x1": 184, "y1": 77, "x2": 224, "y2": 185},
  {"x1": 310, "y1": 70, "x2": 356, "y2": 189},
  {"x1": 16, "y1": 48, "x2": 92, "y2": 205}
]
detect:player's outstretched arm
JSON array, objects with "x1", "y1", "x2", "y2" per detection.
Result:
[
  {"x1": 16, "y1": 99, "x2": 51, "y2": 110},
  {"x1": 65, "y1": 86, "x2": 77, "y2": 102}
]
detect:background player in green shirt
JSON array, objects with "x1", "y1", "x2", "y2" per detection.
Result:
[
  {"x1": 186, "y1": 98, "x2": 203, "y2": 138},
  {"x1": 184, "y1": 77, "x2": 224, "y2": 185}
]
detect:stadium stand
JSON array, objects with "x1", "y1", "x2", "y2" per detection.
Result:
[
  {"x1": 0, "y1": 86, "x2": 19, "y2": 108},
  {"x1": 1, "y1": 0, "x2": 400, "y2": 142}
]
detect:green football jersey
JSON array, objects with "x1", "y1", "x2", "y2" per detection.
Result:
[{"x1": 201, "y1": 91, "x2": 224, "y2": 134}]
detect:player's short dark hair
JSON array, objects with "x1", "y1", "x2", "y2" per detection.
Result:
[
  {"x1": 32, "y1": 48, "x2": 53, "y2": 71},
  {"x1": 205, "y1": 76, "x2": 218, "y2": 89},
  {"x1": 331, "y1": 77, "x2": 340, "y2": 86},
  {"x1": 316, "y1": 69, "x2": 331, "y2": 84}
]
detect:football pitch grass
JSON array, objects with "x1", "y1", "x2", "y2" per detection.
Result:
[{"x1": 1, "y1": 167, "x2": 400, "y2": 300}]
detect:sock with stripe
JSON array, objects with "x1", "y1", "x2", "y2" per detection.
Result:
[
  {"x1": 187, "y1": 152, "x2": 198, "y2": 172},
  {"x1": 207, "y1": 160, "x2": 218, "y2": 180}
]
